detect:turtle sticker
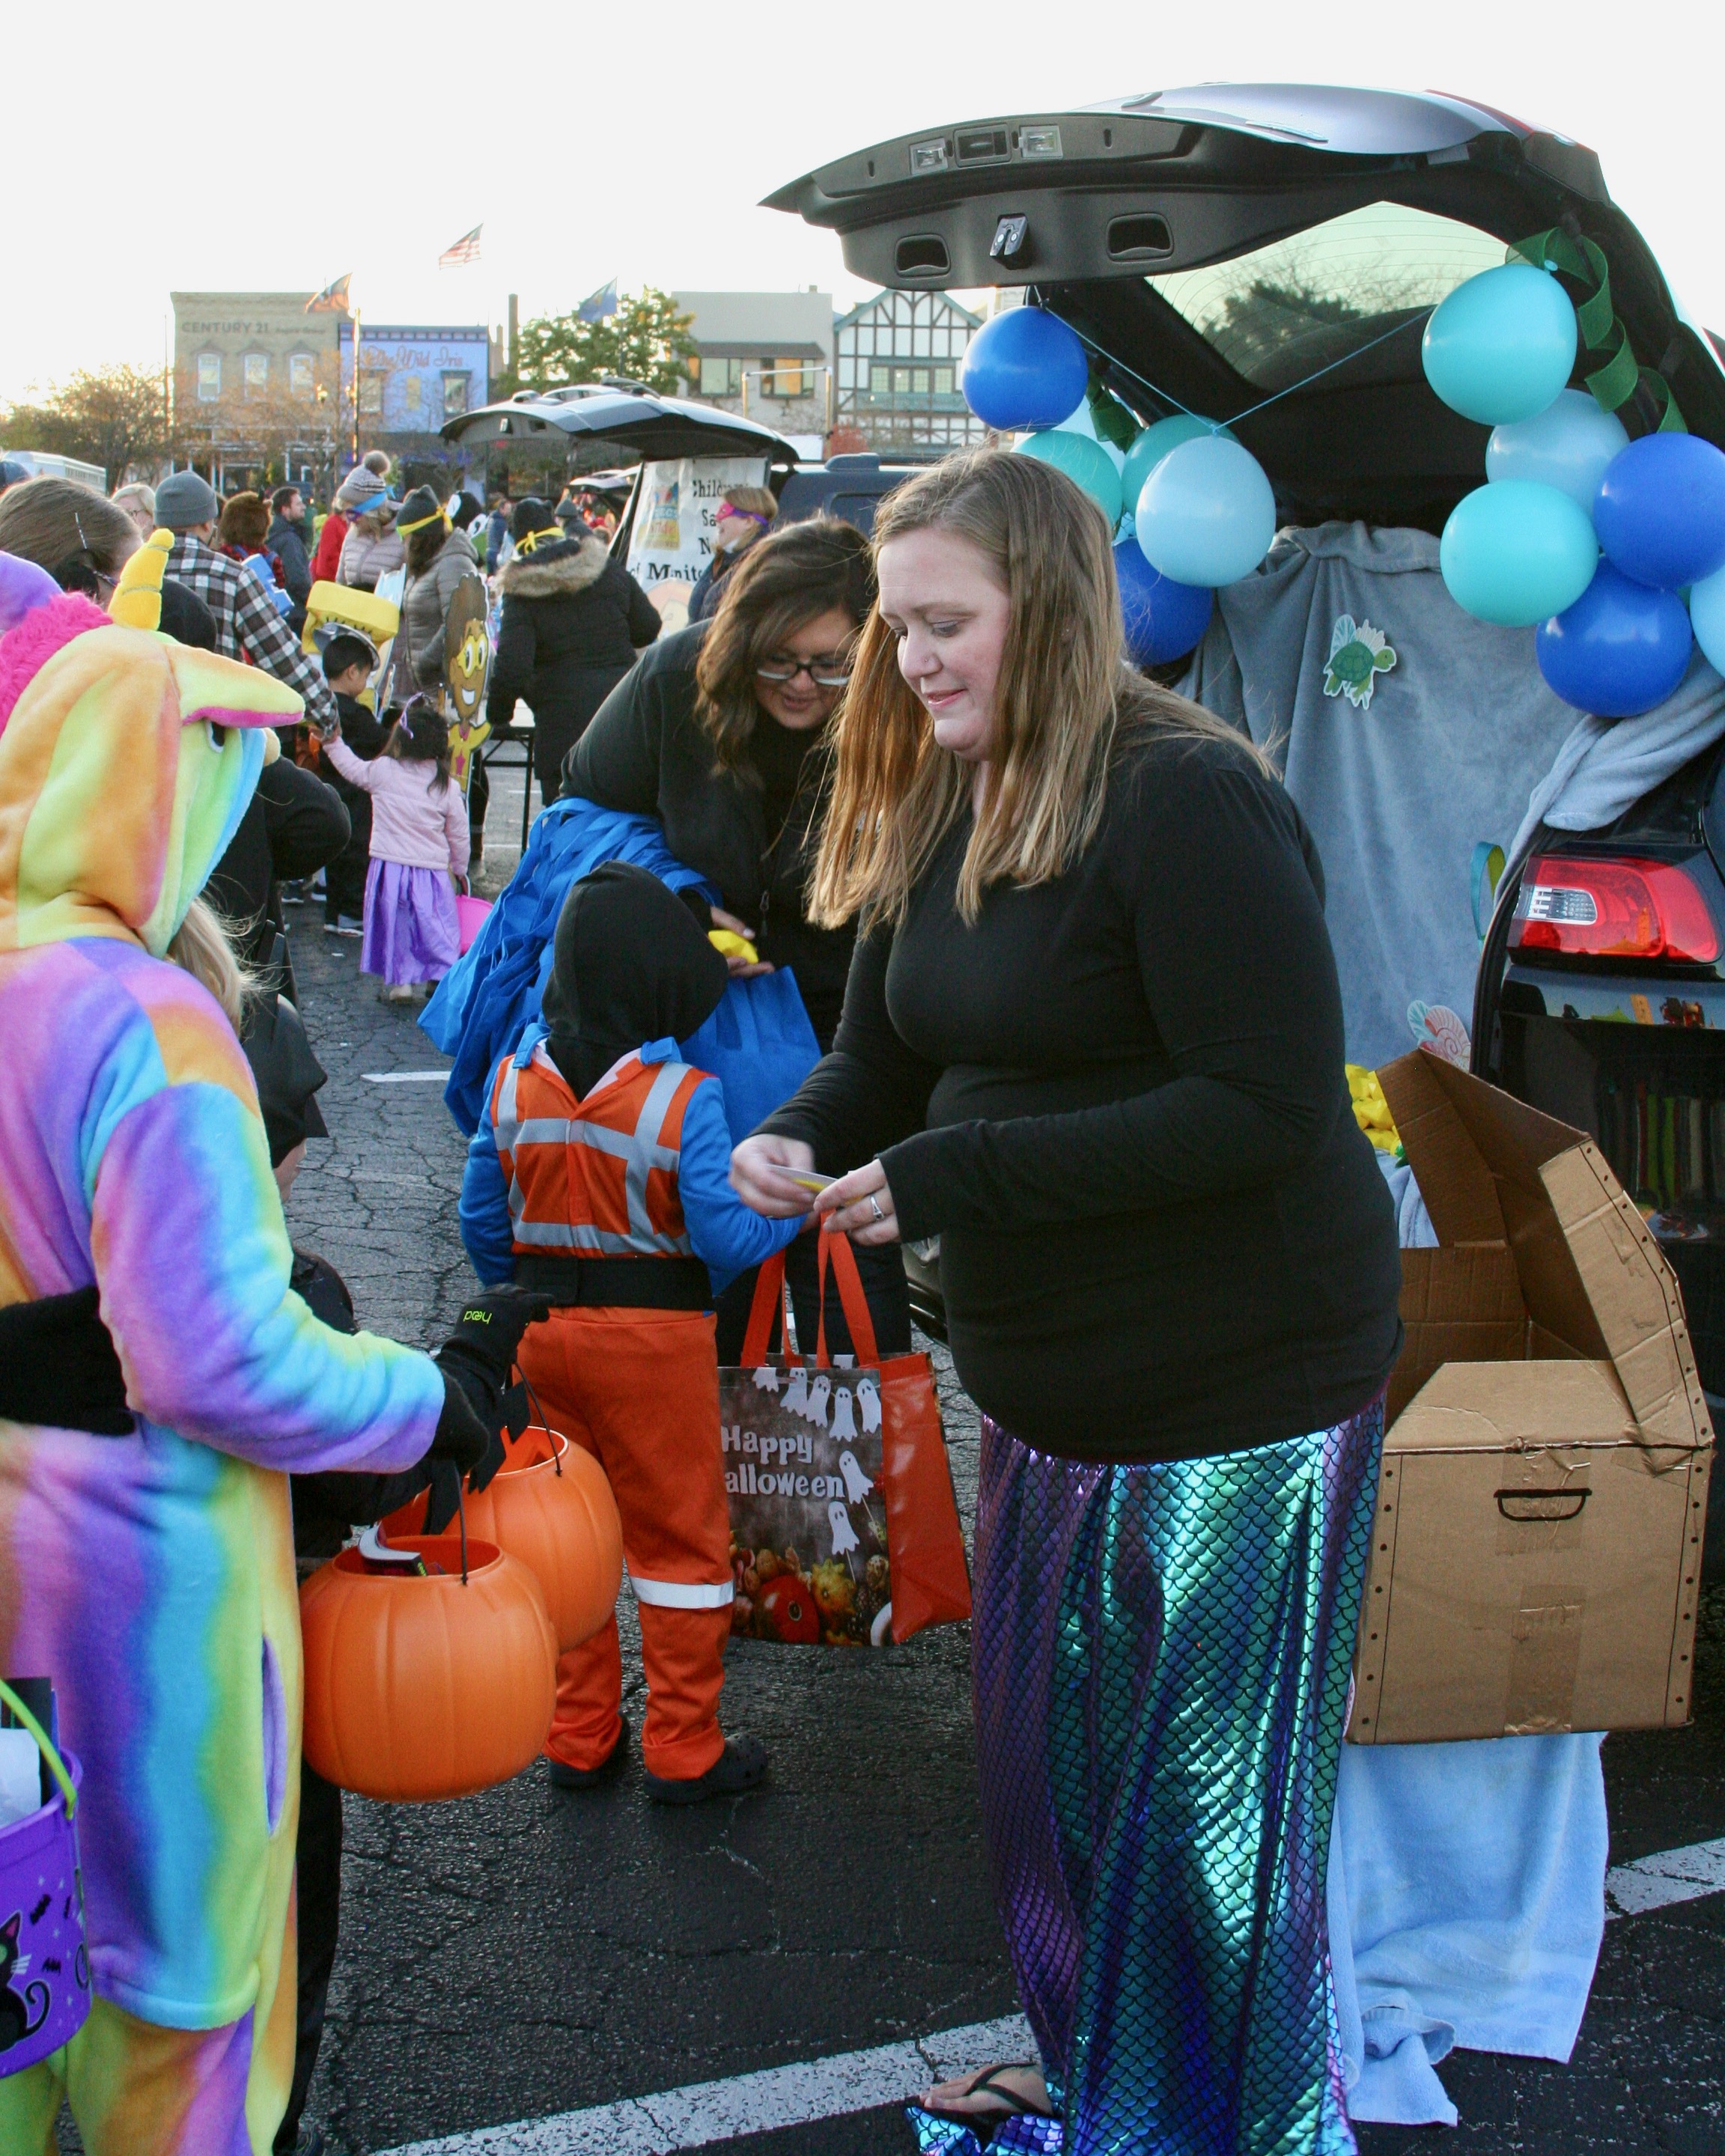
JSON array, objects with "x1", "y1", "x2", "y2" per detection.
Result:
[{"x1": 1323, "y1": 615, "x2": 1398, "y2": 709}]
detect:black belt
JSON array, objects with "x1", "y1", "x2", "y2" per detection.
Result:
[{"x1": 514, "y1": 1253, "x2": 712, "y2": 1312}]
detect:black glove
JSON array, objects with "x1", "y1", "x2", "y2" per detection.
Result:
[
  {"x1": 435, "y1": 1288, "x2": 550, "y2": 1405},
  {"x1": 422, "y1": 1370, "x2": 500, "y2": 1535},
  {"x1": 0, "y1": 1286, "x2": 133, "y2": 1435}
]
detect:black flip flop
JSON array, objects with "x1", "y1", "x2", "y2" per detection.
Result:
[{"x1": 920, "y1": 2062, "x2": 1053, "y2": 2128}]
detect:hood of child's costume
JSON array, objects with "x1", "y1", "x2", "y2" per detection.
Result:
[
  {"x1": 0, "y1": 543, "x2": 302, "y2": 955},
  {"x1": 542, "y1": 859, "x2": 728, "y2": 1098}
]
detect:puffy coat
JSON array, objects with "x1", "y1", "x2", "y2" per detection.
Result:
[
  {"x1": 400, "y1": 526, "x2": 482, "y2": 695},
  {"x1": 336, "y1": 514, "x2": 404, "y2": 593},
  {"x1": 487, "y1": 531, "x2": 660, "y2": 795}
]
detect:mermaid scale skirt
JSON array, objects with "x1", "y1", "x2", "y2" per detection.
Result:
[{"x1": 913, "y1": 1401, "x2": 1382, "y2": 2156}]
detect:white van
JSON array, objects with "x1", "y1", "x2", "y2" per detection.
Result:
[{"x1": 0, "y1": 449, "x2": 109, "y2": 492}]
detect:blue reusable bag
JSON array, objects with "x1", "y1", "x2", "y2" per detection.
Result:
[{"x1": 679, "y1": 968, "x2": 820, "y2": 1146}]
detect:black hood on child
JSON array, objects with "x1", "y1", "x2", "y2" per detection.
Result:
[{"x1": 541, "y1": 861, "x2": 728, "y2": 1100}]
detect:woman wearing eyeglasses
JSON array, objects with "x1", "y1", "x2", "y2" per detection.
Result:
[
  {"x1": 487, "y1": 496, "x2": 663, "y2": 807},
  {"x1": 564, "y1": 516, "x2": 907, "y2": 1357},
  {"x1": 687, "y1": 486, "x2": 778, "y2": 624}
]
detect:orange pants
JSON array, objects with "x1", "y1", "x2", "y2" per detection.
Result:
[{"x1": 519, "y1": 1307, "x2": 733, "y2": 1781}]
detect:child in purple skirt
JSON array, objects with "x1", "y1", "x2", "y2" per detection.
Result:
[{"x1": 323, "y1": 697, "x2": 469, "y2": 1001}]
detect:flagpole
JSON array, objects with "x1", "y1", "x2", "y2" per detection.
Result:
[{"x1": 352, "y1": 308, "x2": 363, "y2": 466}]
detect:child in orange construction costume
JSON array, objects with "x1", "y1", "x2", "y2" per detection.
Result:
[{"x1": 459, "y1": 862, "x2": 800, "y2": 1802}]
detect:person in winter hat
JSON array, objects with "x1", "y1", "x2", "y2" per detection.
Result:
[
  {"x1": 487, "y1": 496, "x2": 660, "y2": 804},
  {"x1": 334, "y1": 469, "x2": 403, "y2": 594},
  {"x1": 0, "y1": 548, "x2": 537, "y2": 2156},
  {"x1": 394, "y1": 486, "x2": 482, "y2": 704},
  {"x1": 460, "y1": 861, "x2": 801, "y2": 1803}
]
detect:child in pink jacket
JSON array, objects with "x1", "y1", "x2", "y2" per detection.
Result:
[{"x1": 323, "y1": 698, "x2": 469, "y2": 1001}]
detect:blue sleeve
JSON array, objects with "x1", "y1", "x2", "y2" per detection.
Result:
[
  {"x1": 460, "y1": 1078, "x2": 517, "y2": 1286},
  {"x1": 678, "y1": 1076, "x2": 800, "y2": 1294}
]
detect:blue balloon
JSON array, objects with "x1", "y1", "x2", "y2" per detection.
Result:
[
  {"x1": 1014, "y1": 427, "x2": 1123, "y2": 526},
  {"x1": 1120, "y1": 414, "x2": 1235, "y2": 517},
  {"x1": 1486, "y1": 389, "x2": 1629, "y2": 511},
  {"x1": 959, "y1": 308, "x2": 1089, "y2": 431},
  {"x1": 1439, "y1": 481, "x2": 1598, "y2": 628},
  {"x1": 1136, "y1": 436, "x2": 1276, "y2": 588},
  {"x1": 1422, "y1": 264, "x2": 1578, "y2": 427},
  {"x1": 1114, "y1": 537, "x2": 1213, "y2": 665},
  {"x1": 1536, "y1": 561, "x2": 1694, "y2": 717},
  {"x1": 1594, "y1": 433, "x2": 1725, "y2": 591},
  {"x1": 1691, "y1": 561, "x2": 1725, "y2": 677}
]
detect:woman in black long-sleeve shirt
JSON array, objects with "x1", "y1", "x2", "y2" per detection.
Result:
[{"x1": 732, "y1": 449, "x2": 1401, "y2": 2149}]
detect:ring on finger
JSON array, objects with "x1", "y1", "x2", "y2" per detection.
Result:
[{"x1": 868, "y1": 1194, "x2": 884, "y2": 1222}]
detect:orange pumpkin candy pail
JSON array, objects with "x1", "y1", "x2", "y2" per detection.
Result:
[
  {"x1": 299, "y1": 1535, "x2": 558, "y2": 1801},
  {"x1": 386, "y1": 1426, "x2": 624, "y2": 1654}
]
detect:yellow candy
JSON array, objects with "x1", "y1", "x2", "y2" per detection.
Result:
[
  {"x1": 709, "y1": 929, "x2": 759, "y2": 965},
  {"x1": 1345, "y1": 1064, "x2": 1402, "y2": 1152}
]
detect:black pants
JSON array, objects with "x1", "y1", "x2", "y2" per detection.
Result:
[
  {"x1": 467, "y1": 755, "x2": 490, "y2": 851},
  {"x1": 274, "y1": 1761, "x2": 344, "y2": 2154},
  {"x1": 324, "y1": 790, "x2": 371, "y2": 925},
  {"x1": 714, "y1": 1237, "x2": 911, "y2": 1365}
]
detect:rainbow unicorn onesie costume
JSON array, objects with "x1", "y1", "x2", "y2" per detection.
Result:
[{"x1": 0, "y1": 545, "x2": 444, "y2": 2155}]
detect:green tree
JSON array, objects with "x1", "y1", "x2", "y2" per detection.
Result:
[
  {"x1": 516, "y1": 289, "x2": 697, "y2": 398},
  {"x1": 0, "y1": 363, "x2": 171, "y2": 484}
]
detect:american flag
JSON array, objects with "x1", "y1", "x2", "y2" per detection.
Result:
[
  {"x1": 439, "y1": 225, "x2": 484, "y2": 267},
  {"x1": 304, "y1": 272, "x2": 351, "y2": 313}
]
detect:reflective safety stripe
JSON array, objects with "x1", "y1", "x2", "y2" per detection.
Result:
[
  {"x1": 628, "y1": 1574, "x2": 736, "y2": 1610},
  {"x1": 493, "y1": 1050, "x2": 697, "y2": 1259}
]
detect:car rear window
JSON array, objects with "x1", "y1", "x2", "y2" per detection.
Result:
[{"x1": 1147, "y1": 202, "x2": 1509, "y2": 392}]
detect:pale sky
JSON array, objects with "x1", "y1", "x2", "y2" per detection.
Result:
[{"x1": 4, "y1": 0, "x2": 1717, "y2": 399}]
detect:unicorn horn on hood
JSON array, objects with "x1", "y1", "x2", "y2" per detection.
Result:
[{"x1": 109, "y1": 529, "x2": 174, "y2": 632}]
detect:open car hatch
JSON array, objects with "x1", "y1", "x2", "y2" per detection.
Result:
[{"x1": 769, "y1": 84, "x2": 1725, "y2": 528}]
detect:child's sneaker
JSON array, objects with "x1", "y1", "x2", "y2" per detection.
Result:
[{"x1": 643, "y1": 1733, "x2": 768, "y2": 1806}]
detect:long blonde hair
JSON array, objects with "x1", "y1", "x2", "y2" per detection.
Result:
[
  {"x1": 165, "y1": 898, "x2": 255, "y2": 1029},
  {"x1": 810, "y1": 446, "x2": 1263, "y2": 928}
]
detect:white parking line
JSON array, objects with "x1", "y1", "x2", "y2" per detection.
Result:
[
  {"x1": 362, "y1": 1071, "x2": 453, "y2": 1084},
  {"x1": 1606, "y1": 1833, "x2": 1725, "y2": 1917},
  {"x1": 378, "y1": 2012, "x2": 1032, "y2": 2155},
  {"x1": 374, "y1": 1846, "x2": 1725, "y2": 2152}
]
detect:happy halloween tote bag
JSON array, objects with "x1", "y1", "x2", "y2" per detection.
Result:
[{"x1": 719, "y1": 1233, "x2": 970, "y2": 1648}]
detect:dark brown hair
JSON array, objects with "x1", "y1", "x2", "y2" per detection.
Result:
[
  {"x1": 693, "y1": 518, "x2": 874, "y2": 775},
  {"x1": 0, "y1": 477, "x2": 137, "y2": 579},
  {"x1": 404, "y1": 517, "x2": 452, "y2": 578},
  {"x1": 383, "y1": 698, "x2": 452, "y2": 791},
  {"x1": 219, "y1": 491, "x2": 270, "y2": 552}
]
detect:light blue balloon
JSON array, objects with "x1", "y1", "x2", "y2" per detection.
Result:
[
  {"x1": 1136, "y1": 435, "x2": 1276, "y2": 588},
  {"x1": 1014, "y1": 428, "x2": 1123, "y2": 525},
  {"x1": 1486, "y1": 389, "x2": 1629, "y2": 512},
  {"x1": 1439, "y1": 481, "x2": 1598, "y2": 627},
  {"x1": 1423, "y1": 264, "x2": 1578, "y2": 427},
  {"x1": 1120, "y1": 414, "x2": 1235, "y2": 517},
  {"x1": 1692, "y1": 561, "x2": 1725, "y2": 677}
]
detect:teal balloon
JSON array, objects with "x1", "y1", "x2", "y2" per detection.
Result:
[
  {"x1": 1137, "y1": 435, "x2": 1276, "y2": 588},
  {"x1": 1692, "y1": 561, "x2": 1725, "y2": 677},
  {"x1": 1440, "y1": 481, "x2": 1598, "y2": 628},
  {"x1": 1486, "y1": 389, "x2": 1628, "y2": 511},
  {"x1": 1120, "y1": 414, "x2": 1235, "y2": 516},
  {"x1": 1422, "y1": 264, "x2": 1578, "y2": 427},
  {"x1": 1015, "y1": 427, "x2": 1123, "y2": 526}
]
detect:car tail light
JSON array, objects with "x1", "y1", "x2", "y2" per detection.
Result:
[{"x1": 1511, "y1": 856, "x2": 1721, "y2": 962}]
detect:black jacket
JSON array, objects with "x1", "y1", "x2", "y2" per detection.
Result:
[
  {"x1": 563, "y1": 624, "x2": 854, "y2": 1047},
  {"x1": 487, "y1": 532, "x2": 660, "y2": 740},
  {"x1": 266, "y1": 514, "x2": 313, "y2": 617},
  {"x1": 205, "y1": 757, "x2": 350, "y2": 971}
]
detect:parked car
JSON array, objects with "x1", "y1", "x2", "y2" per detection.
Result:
[{"x1": 769, "y1": 82, "x2": 1725, "y2": 1361}]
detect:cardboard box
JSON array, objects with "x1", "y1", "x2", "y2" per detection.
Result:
[{"x1": 1346, "y1": 1050, "x2": 1713, "y2": 1744}]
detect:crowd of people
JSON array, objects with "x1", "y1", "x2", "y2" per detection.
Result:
[{"x1": 0, "y1": 442, "x2": 1406, "y2": 2156}]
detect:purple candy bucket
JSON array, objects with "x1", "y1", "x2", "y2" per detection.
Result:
[{"x1": 0, "y1": 1682, "x2": 89, "y2": 2078}]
